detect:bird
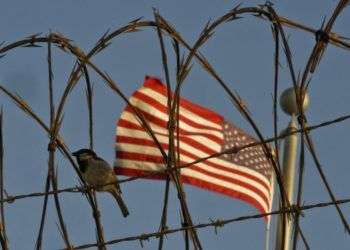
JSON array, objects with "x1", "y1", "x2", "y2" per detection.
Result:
[{"x1": 72, "y1": 148, "x2": 129, "y2": 217}]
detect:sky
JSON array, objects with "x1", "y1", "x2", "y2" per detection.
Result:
[{"x1": 0, "y1": 0, "x2": 349, "y2": 249}]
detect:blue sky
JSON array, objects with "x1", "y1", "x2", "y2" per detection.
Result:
[{"x1": 0, "y1": 0, "x2": 349, "y2": 249}]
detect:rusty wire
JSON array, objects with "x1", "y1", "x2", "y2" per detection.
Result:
[{"x1": 0, "y1": 2, "x2": 349, "y2": 249}]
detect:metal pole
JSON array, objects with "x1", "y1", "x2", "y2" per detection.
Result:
[
  {"x1": 275, "y1": 118, "x2": 298, "y2": 250},
  {"x1": 275, "y1": 87, "x2": 309, "y2": 250}
]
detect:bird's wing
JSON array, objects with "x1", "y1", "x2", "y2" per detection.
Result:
[
  {"x1": 94, "y1": 157, "x2": 112, "y2": 171},
  {"x1": 93, "y1": 157, "x2": 121, "y2": 191}
]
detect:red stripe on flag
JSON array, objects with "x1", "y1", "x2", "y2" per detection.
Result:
[
  {"x1": 116, "y1": 151, "x2": 165, "y2": 164},
  {"x1": 117, "y1": 119, "x2": 142, "y2": 131},
  {"x1": 114, "y1": 167, "x2": 168, "y2": 180}
]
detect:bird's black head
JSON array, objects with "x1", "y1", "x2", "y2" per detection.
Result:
[
  {"x1": 72, "y1": 148, "x2": 97, "y2": 158},
  {"x1": 72, "y1": 148, "x2": 97, "y2": 163},
  {"x1": 72, "y1": 148, "x2": 97, "y2": 173}
]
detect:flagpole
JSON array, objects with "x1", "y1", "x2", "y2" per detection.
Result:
[
  {"x1": 275, "y1": 87, "x2": 309, "y2": 250},
  {"x1": 265, "y1": 174, "x2": 275, "y2": 250}
]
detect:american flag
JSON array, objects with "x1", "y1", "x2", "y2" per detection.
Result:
[{"x1": 114, "y1": 76, "x2": 274, "y2": 217}]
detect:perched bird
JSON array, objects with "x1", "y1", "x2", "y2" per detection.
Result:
[{"x1": 72, "y1": 148, "x2": 129, "y2": 217}]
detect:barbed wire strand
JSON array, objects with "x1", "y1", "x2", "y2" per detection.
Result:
[
  {"x1": 153, "y1": 10, "x2": 183, "y2": 250},
  {"x1": 70, "y1": 197, "x2": 350, "y2": 250},
  {"x1": 0, "y1": 109, "x2": 8, "y2": 249},
  {"x1": 0, "y1": 3, "x2": 349, "y2": 249}
]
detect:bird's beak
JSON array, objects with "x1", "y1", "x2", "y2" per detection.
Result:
[{"x1": 72, "y1": 151, "x2": 79, "y2": 156}]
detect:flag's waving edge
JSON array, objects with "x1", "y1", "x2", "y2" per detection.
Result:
[{"x1": 114, "y1": 76, "x2": 274, "y2": 220}]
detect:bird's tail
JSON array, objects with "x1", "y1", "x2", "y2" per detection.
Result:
[{"x1": 110, "y1": 189, "x2": 129, "y2": 217}]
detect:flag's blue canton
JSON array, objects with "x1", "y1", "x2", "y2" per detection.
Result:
[{"x1": 219, "y1": 120, "x2": 272, "y2": 180}]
